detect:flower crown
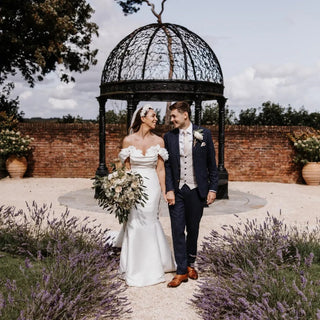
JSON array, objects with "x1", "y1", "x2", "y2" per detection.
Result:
[{"x1": 140, "y1": 104, "x2": 153, "y2": 117}]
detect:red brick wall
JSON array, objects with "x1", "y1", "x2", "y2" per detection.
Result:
[
  {"x1": 222, "y1": 126, "x2": 301, "y2": 183},
  {"x1": 17, "y1": 122, "x2": 306, "y2": 183},
  {"x1": 18, "y1": 122, "x2": 126, "y2": 178}
]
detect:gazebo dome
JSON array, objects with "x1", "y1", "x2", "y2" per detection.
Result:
[
  {"x1": 101, "y1": 23, "x2": 223, "y2": 85},
  {"x1": 100, "y1": 23, "x2": 224, "y2": 101},
  {"x1": 97, "y1": 23, "x2": 228, "y2": 199}
]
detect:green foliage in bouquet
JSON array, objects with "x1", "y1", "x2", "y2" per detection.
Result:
[
  {"x1": 93, "y1": 168, "x2": 148, "y2": 224},
  {"x1": 0, "y1": 129, "x2": 34, "y2": 158},
  {"x1": 288, "y1": 130, "x2": 320, "y2": 165}
]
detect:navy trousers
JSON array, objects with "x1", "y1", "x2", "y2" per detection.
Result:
[{"x1": 169, "y1": 184, "x2": 204, "y2": 275}]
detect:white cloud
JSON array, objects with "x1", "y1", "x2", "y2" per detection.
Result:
[
  {"x1": 20, "y1": 90, "x2": 33, "y2": 100},
  {"x1": 48, "y1": 98, "x2": 77, "y2": 111},
  {"x1": 5, "y1": 0, "x2": 320, "y2": 119},
  {"x1": 226, "y1": 61, "x2": 320, "y2": 112},
  {"x1": 51, "y1": 83, "x2": 75, "y2": 100}
]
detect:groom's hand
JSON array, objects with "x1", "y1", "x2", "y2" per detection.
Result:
[
  {"x1": 207, "y1": 191, "x2": 216, "y2": 205},
  {"x1": 166, "y1": 191, "x2": 175, "y2": 206}
]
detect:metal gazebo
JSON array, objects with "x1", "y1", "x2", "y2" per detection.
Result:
[{"x1": 97, "y1": 23, "x2": 228, "y2": 199}]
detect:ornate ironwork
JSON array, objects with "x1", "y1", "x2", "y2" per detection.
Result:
[
  {"x1": 101, "y1": 23, "x2": 223, "y2": 85},
  {"x1": 100, "y1": 79, "x2": 224, "y2": 102},
  {"x1": 97, "y1": 22, "x2": 228, "y2": 199}
]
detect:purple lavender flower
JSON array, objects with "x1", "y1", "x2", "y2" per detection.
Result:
[
  {"x1": 193, "y1": 213, "x2": 320, "y2": 319},
  {"x1": 0, "y1": 202, "x2": 131, "y2": 319}
]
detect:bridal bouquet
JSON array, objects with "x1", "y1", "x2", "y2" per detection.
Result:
[{"x1": 94, "y1": 168, "x2": 148, "y2": 224}]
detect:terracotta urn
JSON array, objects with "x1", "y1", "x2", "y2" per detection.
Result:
[
  {"x1": 302, "y1": 162, "x2": 320, "y2": 186},
  {"x1": 5, "y1": 155, "x2": 28, "y2": 179}
]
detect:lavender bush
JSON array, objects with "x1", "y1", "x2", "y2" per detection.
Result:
[
  {"x1": 193, "y1": 214, "x2": 320, "y2": 319},
  {"x1": 0, "y1": 203, "x2": 131, "y2": 319},
  {"x1": 289, "y1": 222, "x2": 320, "y2": 264},
  {"x1": 196, "y1": 214, "x2": 292, "y2": 278}
]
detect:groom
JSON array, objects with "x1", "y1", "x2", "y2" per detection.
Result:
[{"x1": 164, "y1": 101, "x2": 218, "y2": 288}]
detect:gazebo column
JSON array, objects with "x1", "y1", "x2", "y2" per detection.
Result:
[
  {"x1": 217, "y1": 97, "x2": 229, "y2": 199},
  {"x1": 94, "y1": 96, "x2": 108, "y2": 199},
  {"x1": 127, "y1": 95, "x2": 139, "y2": 132},
  {"x1": 194, "y1": 98, "x2": 202, "y2": 126},
  {"x1": 96, "y1": 96, "x2": 108, "y2": 177}
]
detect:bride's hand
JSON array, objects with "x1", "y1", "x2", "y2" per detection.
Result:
[{"x1": 166, "y1": 191, "x2": 175, "y2": 206}]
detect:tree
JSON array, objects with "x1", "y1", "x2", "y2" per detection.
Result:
[
  {"x1": 104, "y1": 110, "x2": 127, "y2": 124},
  {"x1": 115, "y1": 1, "x2": 176, "y2": 124},
  {"x1": 0, "y1": 0, "x2": 98, "y2": 87},
  {"x1": 202, "y1": 103, "x2": 235, "y2": 125},
  {"x1": 115, "y1": 0, "x2": 167, "y2": 22},
  {"x1": 0, "y1": 111, "x2": 19, "y2": 131},
  {"x1": 57, "y1": 114, "x2": 84, "y2": 123},
  {"x1": 236, "y1": 108, "x2": 258, "y2": 125},
  {"x1": 236, "y1": 101, "x2": 320, "y2": 129},
  {"x1": 256, "y1": 101, "x2": 285, "y2": 126},
  {"x1": 102, "y1": 108, "x2": 163, "y2": 124},
  {"x1": 0, "y1": 82, "x2": 24, "y2": 120},
  {"x1": 283, "y1": 106, "x2": 305, "y2": 126},
  {"x1": 307, "y1": 112, "x2": 320, "y2": 129},
  {"x1": 154, "y1": 108, "x2": 165, "y2": 124}
]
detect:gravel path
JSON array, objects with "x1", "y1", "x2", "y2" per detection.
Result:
[{"x1": 1, "y1": 177, "x2": 319, "y2": 319}]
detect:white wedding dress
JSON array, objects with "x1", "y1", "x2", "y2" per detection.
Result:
[{"x1": 116, "y1": 144, "x2": 176, "y2": 287}]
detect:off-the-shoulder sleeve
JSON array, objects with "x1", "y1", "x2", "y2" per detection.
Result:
[
  {"x1": 158, "y1": 147, "x2": 169, "y2": 161},
  {"x1": 118, "y1": 147, "x2": 131, "y2": 163}
]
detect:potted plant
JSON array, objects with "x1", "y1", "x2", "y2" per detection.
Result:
[
  {"x1": 0, "y1": 111, "x2": 19, "y2": 178},
  {"x1": 288, "y1": 131, "x2": 320, "y2": 185},
  {"x1": 0, "y1": 129, "x2": 34, "y2": 178}
]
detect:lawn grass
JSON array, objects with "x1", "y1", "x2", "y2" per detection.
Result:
[{"x1": 0, "y1": 252, "x2": 44, "y2": 319}]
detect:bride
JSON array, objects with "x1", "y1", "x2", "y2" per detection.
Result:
[{"x1": 116, "y1": 104, "x2": 176, "y2": 287}]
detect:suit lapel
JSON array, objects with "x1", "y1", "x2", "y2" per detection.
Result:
[
  {"x1": 172, "y1": 129, "x2": 180, "y2": 157},
  {"x1": 192, "y1": 124, "x2": 197, "y2": 156}
]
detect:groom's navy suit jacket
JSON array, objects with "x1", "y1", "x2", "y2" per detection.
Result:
[{"x1": 164, "y1": 124, "x2": 218, "y2": 199}]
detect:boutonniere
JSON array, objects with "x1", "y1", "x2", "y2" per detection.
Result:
[{"x1": 193, "y1": 129, "x2": 204, "y2": 146}]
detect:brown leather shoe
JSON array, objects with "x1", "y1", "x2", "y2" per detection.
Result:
[
  {"x1": 167, "y1": 273, "x2": 188, "y2": 288},
  {"x1": 187, "y1": 266, "x2": 198, "y2": 280}
]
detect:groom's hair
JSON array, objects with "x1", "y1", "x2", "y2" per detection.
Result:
[{"x1": 169, "y1": 101, "x2": 192, "y2": 118}]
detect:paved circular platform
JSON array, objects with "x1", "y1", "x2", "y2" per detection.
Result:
[{"x1": 58, "y1": 188, "x2": 267, "y2": 217}]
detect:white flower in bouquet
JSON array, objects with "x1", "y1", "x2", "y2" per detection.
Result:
[
  {"x1": 131, "y1": 181, "x2": 138, "y2": 189},
  {"x1": 128, "y1": 192, "x2": 135, "y2": 200},
  {"x1": 93, "y1": 168, "x2": 148, "y2": 224}
]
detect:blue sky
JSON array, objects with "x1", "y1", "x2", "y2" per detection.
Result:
[{"x1": 11, "y1": 0, "x2": 320, "y2": 119}]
